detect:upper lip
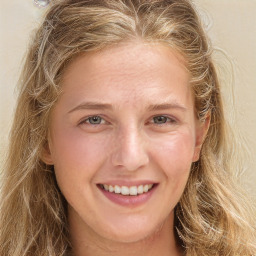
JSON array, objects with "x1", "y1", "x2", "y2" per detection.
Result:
[{"x1": 97, "y1": 180, "x2": 158, "y2": 187}]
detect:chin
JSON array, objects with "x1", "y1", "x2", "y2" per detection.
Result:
[
  {"x1": 99, "y1": 218, "x2": 163, "y2": 244},
  {"x1": 104, "y1": 230, "x2": 153, "y2": 244}
]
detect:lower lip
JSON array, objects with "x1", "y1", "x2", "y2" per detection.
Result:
[{"x1": 98, "y1": 185, "x2": 157, "y2": 207}]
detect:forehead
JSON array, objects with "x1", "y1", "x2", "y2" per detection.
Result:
[{"x1": 60, "y1": 41, "x2": 192, "y2": 109}]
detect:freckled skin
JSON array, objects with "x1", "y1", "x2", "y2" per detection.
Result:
[{"x1": 43, "y1": 41, "x2": 208, "y2": 256}]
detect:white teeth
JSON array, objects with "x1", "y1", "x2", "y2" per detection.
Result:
[
  {"x1": 114, "y1": 185, "x2": 121, "y2": 194},
  {"x1": 137, "y1": 185, "x2": 144, "y2": 194},
  {"x1": 101, "y1": 184, "x2": 154, "y2": 196},
  {"x1": 121, "y1": 186, "x2": 129, "y2": 195},
  {"x1": 129, "y1": 186, "x2": 137, "y2": 196}
]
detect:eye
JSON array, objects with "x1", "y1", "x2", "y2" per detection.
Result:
[
  {"x1": 152, "y1": 115, "x2": 175, "y2": 125},
  {"x1": 84, "y1": 116, "x2": 106, "y2": 125},
  {"x1": 78, "y1": 115, "x2": 110, "y2": 133},
  {"x1": 153, "y1": 116, "x2": 168, "y2": 124}
]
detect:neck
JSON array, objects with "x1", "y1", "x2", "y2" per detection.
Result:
[{"x1": 69, "y1": 212, "x2": 183, "y2": 256}]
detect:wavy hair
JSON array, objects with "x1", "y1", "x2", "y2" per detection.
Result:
[{"x1": 1, "y1": 0, "x2": 255, "y2": 255}]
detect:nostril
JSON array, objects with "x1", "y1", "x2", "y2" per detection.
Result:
[{"x1": 110, "y1": 130, "x2": 149, "y2": 170}]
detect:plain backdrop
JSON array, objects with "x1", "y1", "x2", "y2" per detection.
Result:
[{"x1": 0, "y1": 0, "x2": 256, "y2": 200}]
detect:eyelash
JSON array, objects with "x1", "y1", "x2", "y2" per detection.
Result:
[
  {"x1": 149, "y1": 115, "x2": 177, "y2": 125},
  {"x1": 80, "y1": 116, "x2": 106, "y2": 125},
  {"x1": 79, "y1": 115, "x2": 177, "y2": 126}
]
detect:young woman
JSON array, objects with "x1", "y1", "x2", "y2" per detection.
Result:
[{"x1": 1, "y1": 0, "x2": 255, "y2": 255}]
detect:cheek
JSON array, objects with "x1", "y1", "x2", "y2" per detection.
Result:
[
  {"x1": 49, "y1": 126, "x2": 114, "y2": 207},
  {"x1": 154, "y1": 132, "x2": 195, "y2": 205},
  {"x1": 49, "y1": 125, "x2": 112, "y2": 179},
  {"x1": 151, "y1": 131, "x2": 195, "y2": 178}
]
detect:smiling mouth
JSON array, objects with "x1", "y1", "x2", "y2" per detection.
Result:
[{"x1": 98, "y1": 184, "x2": 156, "y2": 196}]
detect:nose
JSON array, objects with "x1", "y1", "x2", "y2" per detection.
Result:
[{"x1": 111, "y1": 126, "x2": 149, "y2": 171}]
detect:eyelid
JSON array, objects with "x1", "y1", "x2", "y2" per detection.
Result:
[
  {"x1": 77, "y1": 114, "x2": 179, "y2": 127},
  {"x1": 87, "y1": 117, "x2": 106, "y2": 125},
  {"x1": 148, "y1": 115, "x2": 178, "y2": 124},
  {"x1": 78, "y1": 115, "x2": 108, "y2": 125}
]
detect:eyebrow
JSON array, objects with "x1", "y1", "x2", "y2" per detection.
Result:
[
  {"x1": 68, "y1": 101, "x2": 187, "y2": 114},
  {"x1": 68, "y1": 102, "x2": 113, "y2": 113},
  {"x1": 147, "y1": 103, "x2": 187, "y2": 112}
]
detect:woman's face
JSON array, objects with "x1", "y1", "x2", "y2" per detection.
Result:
[{"x1": 44, "y1": 42, "x2": 207, "y2": 243}]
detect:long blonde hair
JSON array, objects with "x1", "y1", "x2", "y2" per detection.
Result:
[{"x1": 1, "y1": 0, "x2": 255, "y2": 255}]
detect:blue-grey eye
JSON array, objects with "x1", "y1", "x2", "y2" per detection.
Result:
[
  {"x1": 87, "y1": 116, "x2": 102, "y2": 124},
  {"x1": 153, "y1": 116, "x2": 169, "y2": 124}
]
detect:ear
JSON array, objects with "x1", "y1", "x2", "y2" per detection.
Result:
[
  {"x1": 192, "y1": 114, "x2": 211, "y2": 162},
  {"x1": 41, "y1": 140, "x2": 54, "y2": 165}
]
